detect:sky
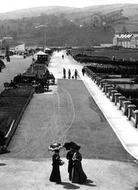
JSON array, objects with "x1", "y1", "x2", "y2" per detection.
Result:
[{"x1": 0, "y1": 0, "x2": 138, "y2": 13}]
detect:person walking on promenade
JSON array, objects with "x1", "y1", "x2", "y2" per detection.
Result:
[
  {"x1": 49, "y1": 149, "x2": 62, "y2": 183},
  {"x1": 49, "y1": 143, "x2": 64, "y2": 184},
  {"x1": 63, "y1": 68, "x2": 66, "y2": 79},
  {"x1": 82, "y1": 67, "x2": 85, "y2": 76},
  {"x1": 71, "y1": 145, "x2": 87, "y2": 184},
  {"x1": 74, "y1": 69, "x2": 78, "y2": 79},
  {"x1": 68, "y1": 69, "x2": 71, "y2": 79},
  {"x1": 63, "y1": 142, "x2": 76, "y2": 181}
]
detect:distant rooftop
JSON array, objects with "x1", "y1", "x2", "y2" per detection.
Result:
[{"x1": 114, "y1": 33, "x2": 138, "y2": 39}]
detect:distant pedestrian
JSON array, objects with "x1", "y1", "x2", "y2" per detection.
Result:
[
  {"x1": 74, "y1": 69, "x2": 78, "y2": 79},
  {"x1": 6, "y1": 56, "x2": 10, "y2": 62},
  {"x1": 23, "y1": 54, "x2": 26, "y2": 59},
  {"x1": 62, "y1": 55, "x2": 64, "y2": 59},
  {"x1": 82, "y1": 67, "x2": 85, "y2": 76},
  {"x1": 68, "y1": 69, "x2": 71, "y2": 79},
  {"x1": 63, "y1": 68, "x2": 66, "y2": 79},
  {"x1": 32, "y1": 57, "x2": 35, "y2": 63}
]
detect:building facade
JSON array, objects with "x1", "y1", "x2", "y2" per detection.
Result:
[{"x1": 113, "y1": 33, "x2": 138, "y2": 48}]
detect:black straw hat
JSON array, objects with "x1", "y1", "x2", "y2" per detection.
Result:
[{"x1": 63, "y1": 141, "x2": 79, "y2": 150}]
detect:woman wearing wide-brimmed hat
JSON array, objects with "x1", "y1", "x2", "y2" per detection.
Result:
[
  {"x1": 49, "y1": 143, "x2": 64, "y2": 184},
  {"x1": 63, "y1": 142, "x2": 77, "y2": 181},
  {"x1": 71, "y1": 145, "x2": 87, "y2": 184}
]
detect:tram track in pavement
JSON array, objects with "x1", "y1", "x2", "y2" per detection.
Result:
[{"x1": 54, "y1": 85, "x2": 76, "y2": 144}]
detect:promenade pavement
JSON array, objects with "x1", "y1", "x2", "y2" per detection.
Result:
[
  {"x1": 0, "y1": 51, "x2": 138, "y2": 190},
  {"x1": 49, "y1": 51, "x2": 138, "y2": 161}
]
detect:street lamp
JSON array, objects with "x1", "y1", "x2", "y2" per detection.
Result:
[{"x1": 35, "y1": 24, "x2": 47, "y2": 49}]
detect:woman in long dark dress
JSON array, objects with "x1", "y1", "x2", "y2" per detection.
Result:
[
  {"x1": 66, "y1": 148, "x2": 74, "y2": 181},
  {"x1": 63, "y1": 141, "x2": 77, "y2": 181},
  {"x1": 49, "y1": 149, "x2": 62, "y2": 183},
  {"x1": 71, "y1": 145, "x2": 87, "y2": 184}
]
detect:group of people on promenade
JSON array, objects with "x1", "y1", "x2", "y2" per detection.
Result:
[
  {"x1": 49, "y1": 142, "x2": 87, "y2": 184},
  {"x1": 63, "y1": 68, "x2": 78, "y2": 79}
]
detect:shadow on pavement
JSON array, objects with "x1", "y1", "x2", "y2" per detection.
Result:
[
  {"x1": 84, "y1": 179, "x2": 96, "y2": 187},
  {"x1": 60, "y1": 179, "x2": 96, "y2": 189},
  {"x1": 0, "y1": 163, "x2": 6, "y2": 166},
  {"x1": 61, "y1": 182, "x2": 80, "y2": 189}
]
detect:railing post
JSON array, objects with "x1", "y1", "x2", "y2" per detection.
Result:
[
  {"x1": 134, "y1": 110, "x2": 138, "y2": 128},
  {"x1": 102, "y1": 83, "x2": 108, "y2": 92},
  {"x1": 110, "y1": 90, "x2": 118, "y2": 102},
  {"x1": 123, "y1": 101, "x2": 131, "y2": 116},
  {"x1": 93, "y1": 75, "x2": 98, "y2": 82},
  {"x1": 95, "y1": 77, "x2": 99, "y2": 84},
  {"x1": 118, "y1": 96, "x2": 126, "y2": 110},
  {"x1": 104, "y1": 84, "x2": 112, "y2": 94},
  {"x1": 128, "y1": 105, "x2": 136, "y2": 120},
  {"x1": 114, "y1": 93, "x2": 122, "y2": 105},
  {"x1": 99, "y1": 81, "x2": 105, "y2": 89},
  {"x1": 96, "y1": 78, "x2": 102, "y2": 86},
  {"x1": 107, "y1": 87, "x2": 114, "y2": 98}
]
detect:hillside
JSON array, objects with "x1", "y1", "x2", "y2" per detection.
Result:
[
  {"x1": 0, "y1": 4, "x2": 138, "y2": 47},
  {"x1": 0, "y1": 6, "x2": 78, "y2": 20}
]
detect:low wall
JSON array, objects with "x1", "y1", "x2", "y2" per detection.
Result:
[{"x1": 85, "y1": 67, "x2": 138, "y2": 128}]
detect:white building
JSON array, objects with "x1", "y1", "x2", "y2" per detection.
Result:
[
  {"x1": 113, "y1": 33, "x2": 138, "y2": 48},
  {"x1": 14, "y1": 43, "x2": 25, "y2": 52}
]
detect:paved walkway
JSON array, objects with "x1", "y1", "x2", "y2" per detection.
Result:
[
  {"x1": 51, "y1": 51, "x2": 138, "y2": 161},
  {"x1": 0, "y1": 51, "x2": 138, "y2": 190},
  {"x1": 80, "y1": 72, "x2": 138, "y2": 161}
]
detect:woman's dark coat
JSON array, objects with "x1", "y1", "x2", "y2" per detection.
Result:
[
  {"x1": 66, "y1": 150, "x2": 74, "y2": 181},
  {"x1": 49, "y1": 153, "x2": 61, "y2": 183},
  {"x1": 71, "y1": 151, "x2": 87, "y2": 184}
]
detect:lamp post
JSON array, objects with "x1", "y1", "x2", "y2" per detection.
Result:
[{"x1": 35, "y1": 24, "x2": 47, "y2": 49}]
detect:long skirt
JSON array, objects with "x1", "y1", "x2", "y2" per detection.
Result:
[
  {"x1": 71, "y1": 161, "x2": 87, "y2": 184},
  {"x1": 49, "y1": 164, "x2": 61, "y2": 183}
]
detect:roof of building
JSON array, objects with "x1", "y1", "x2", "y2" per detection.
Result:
[
  {"x1": 36, "y1": 51, "x2": 47, "y2": 55},
  {"x1": 114, "y1": 34, "x2": 133, "y2": 39}
]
